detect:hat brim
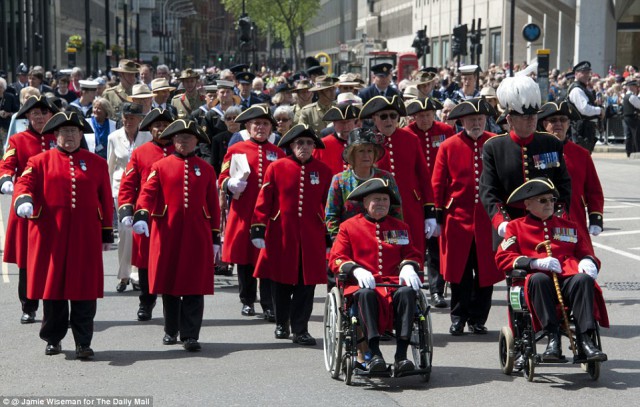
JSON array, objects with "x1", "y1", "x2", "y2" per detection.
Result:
[
  {"x1": 112, "y1": 68, "x2": 139, "y2": 73},
  {"x1": 159, "y1": 119, "x2": 210, "y2": 143},
  {"x1": 506, "y1": 178, "x2": 559, "y2": 204},
  {"x1": 346, "y1": 178, "x2": 400, "y2": 205},
  {"x1": 16, "y1": 97, "x2": 59, "y2": 120},
  {"x1": 278, "y1": 125, "x2": 325, "y2": 149},
  {"x1": 152, "y1": 86, "x2": 176, "y2": 92},
  {"x1": 359, "y1": 95, "x2": 407, "y2": 119},
  {"x1": 139, "y1": 109, "x2": 175, "y2": 131},
  {"x1": 42, "y1": 112, "x2": 93, "y2": 134}
]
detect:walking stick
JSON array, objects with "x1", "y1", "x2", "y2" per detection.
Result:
[{"x1": 535, "y1": 240, "x2": 577, "y2": 356}]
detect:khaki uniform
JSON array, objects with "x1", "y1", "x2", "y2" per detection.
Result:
[
  {"x1": 297, "y1": 101, "x2": 335, "y2": 135},
  {"x1": 102, "y1": 84, "x2": 131, "y2": 119},
  {"x1": 171, "y1": 92, "x2": 205, "y2": 119}
]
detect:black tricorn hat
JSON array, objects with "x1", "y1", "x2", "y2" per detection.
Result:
[
  {"x1": 447, "y1": 98, "x2": 496, "y2": 120},
  {"x1": 322, "y1": 102, "x2": 361, "y2": 122},
  {"x1": 405, "y1": 97, "x2": 444, "y2": 115},
  {"x1": 507, "y1": 177, "x2": 559, "y2": 204},
  {"x1": 16, "y1": 95, "x2": 60, "y2": 119},
  {"x1": 274, "y1": 82, "x2": 294, "y2": 94},
  {"x1": 42, "y1": 111, "x2": 92, "y2": 134},
  {"x1": 234, "y1": 104, "x2": 277, "y2": 127},
  {"x1": 347, "y1": 178, "x2": 400, "y2": 205},
  {"x1": 278, "y1": 124, "x2": 325, "y2": 149},
  {"x1": 139, "y1": 108, "x2": 175, "y2": 132},
  {"x1": 537, "y1": 101, "x2": 580, "y2": 122},
  {"x1": 359, "y1": 95, "x2": 407, "y2": 119},
  {"x1": 237, "y1": 72, "x2": 256, "y2": 84},
  {"x1": 159, "y1": 119, "x2": 210, "y2": 143},
  {"x1": 342, "y1": 128, "x2": 385, "y2": 163}
]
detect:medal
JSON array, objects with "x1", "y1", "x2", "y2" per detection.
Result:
[
  {"x1": 266, "y1": 151, "x2": 278, "y2": 161},
  {"x1": 79, "y1": 160, "x2": 87, "y2": 171},
  {"x1": 310, "y1": 171, "x2": 319, "y2": 185},
  {"x1": 194, "y1": 164, "x2": 201, "y2": 176}
]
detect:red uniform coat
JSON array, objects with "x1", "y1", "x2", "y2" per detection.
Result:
[
  {"x1": 252, "y1": 156, "x2": 333, "y2": 285},
  {"x1": 404, "y1": 120, "x2": 455, "y2": 172},
  {"x1": 117, "y1": 141, "x2": 175, "y2": 268},
  {"x1": 135, "y1": 154, "x2": 220, "y2": 296},
  {"x1": 563, "y1": 140, "x2": 604, "y2": 244},
  {"x1": 312, "y1": 133, "x2": 349, "y2": 175},
  {"x1": 219, "y1": 139, "x2": 285, "y2": 265},
  {"x1": 329, "y1": 214, "x2": 422, "y2": 333},
  {"x1": 432, "y1": 131, "x2": 503, "y2": 287},
  {"x1": 0, "y1": 129, "x2": 56, "y2": 267},
  {"x1": 495, "y1": 215, "x2": 609, "y2": 329},
  {"x1": 376, "y1": 127, "x2": 435, "y2": 263},
  {"x1": 14, "y1": 148, "x2": 113, "y2": 300}
]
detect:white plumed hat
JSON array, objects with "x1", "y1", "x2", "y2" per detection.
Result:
[{"x1": 496, "y1": 76, "x2": 541, "y2": 115}]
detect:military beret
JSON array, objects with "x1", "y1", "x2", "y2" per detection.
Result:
[
  {"x1": 405, "y1": 97, "x2": 444, "y2": 115},
  {"x1": 359, "y1": 95, "x2": 407, "y2": 119},
  {"x1": 16, "y1": 95, "x2": 60, "y2": 119},
  {"x1": 278, "y1": 124, "x2": 325, "y2": 149},
  {"x1": 347, "y1": 178, "x2": 400, "y2": 205},
  {"x1": 159, "y1": 119, "x2": 210, "y2": 143},
  {"x1": 42, "y1": 111, "x2": 92, "y2": 134},
  {"x1": 139, "y1": 108, "x2": 175, "y2": 132},
  {"x1": 447, "y1": 98, "x2": 495, "y2": 120},
  {"x1": 507, "y1": 177, "x2": 559, "y2": 204},
  {"x1": 322, "y1": 102, "x2": 361, "y2": 122}
]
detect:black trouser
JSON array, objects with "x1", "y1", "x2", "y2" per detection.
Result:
[
  {"x1": 162, "y1": 294, "x2": 204, "y2": 341},
  {"x1": 527, "y1": 272, "x2": 595, "y2": 334},
  {"x1": 137, "y1": 268, "x2": 157, "y2": 307},
  {"x1": 623, "y1": 116, "x2": 639, "y2": 157},
  {"x1": 353, "y1": 286, "x2": 416, "y2": 340},
  {"x1": 572, "y1": 120, "x2": 598, "y2": 153},
  {"x1": 450, "y1": 242, "x2": 494, "y2": 325},
  {"x1": 40, "y1": 300, "x2": 96, "y2": 347},
  {"x1": 237, "y1": 264, "x2": 273, "y2": 311},
  {"x1": 18, "y1": 267, "x2": 38, "y2": 313},
  {"x1": 426, "y1": 237, "x2": 444, "y2": 296},
  {"x1": 272, "y1": 263, "x2": 315, "y2": 335}
]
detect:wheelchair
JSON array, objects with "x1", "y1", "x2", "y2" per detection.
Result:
[
  {"x1": 323, "y1": 273, "x2": 433, "y2": 385},
  {"x1": 498, "y1": 269, "x2": 604, "y2": 381}
]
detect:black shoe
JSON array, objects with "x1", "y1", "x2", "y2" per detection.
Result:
[
  {"x1": 468, "y1": 322, "x2": 488, "y2": 334},
  {"x1": 241, "y1": 304, "x2": 255, "y2": 316},
  {"x1": 137, "y1": 302, "x2": 156, "y2": 321},
  {"x1": 542, "y1": 331, "x2": 562, "y2": 360},
  {"x1": 263, "y1": 308, "x2": 276, "y2": 323},
  {"x1": 366, "y1": 355, "x2": 387, "y2": 373},
  {"x1": 20, "y1": 311, "x2": 36, "y2": 324},
  {"x1": 581, "y1": 335, "x2": 607, "y2": 362},
  {"x1": 75, "y1": 345, "x2": 94, "y2": 359},
  {"x1": 275, "y1": 324, "x2": 290, "y2": 339},
  {"x1": 45, "y1": 342, "x2": 61, "y2": 355},
  {"x1": 449, "y1": 321, "x2": 465, "y2": 336},
  {"x1": 116, "y1": 279, "x2": 129, "y2": 293},
  {"x1": 394, "y1": 359, "x2": 415, "y2": 373},
  {"x1": 292, "y1": 332, "x2": 316, "y2": 346},
  {"x1": 162, "y1": 334, "x2": 178, "y2": 345},
  {"x1": 131, "y1": 281, "x2": 141, "y2": 291},
  {"x1": 431, "y1": 293, "x2": 448, "y2": 308},
  {"x1": 183, "y1": 338, "x2": 201, "y2": 352}
]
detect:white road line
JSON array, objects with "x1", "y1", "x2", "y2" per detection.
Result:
[
  {"x1": 598, "y1": 230, "x2": 640, "y2": 237},
  {"x1": 593, "y1": 242, "x2": 640, "y2": 262},
  {"x1": 604, "y1": 205, "x2": 634, "y2": 209},
  {"x1": 605, "y1": 217, "x2": 640, "y2": 222},
  {"x1": 628, "y1": 247, "x2": 640, "y2": 250},
  {"x1": 0, "y1": 199, "x2": 8, "y2": 283}
]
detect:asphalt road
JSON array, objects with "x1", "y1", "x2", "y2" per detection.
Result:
[{"x1": 1, "y1": 152, "x2": 639, "y2": 407}]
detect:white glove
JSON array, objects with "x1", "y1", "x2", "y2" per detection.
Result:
[
  {"x1": 213, "y1": 244, "x2": 221, "y2": 263},
  {"x1": 227, "y1": 178, "x2": 248, "y2": 195},
  {"x1": 399, "y1": 265, "x2": 422, "y2": 291},
  {"x1": 531, "y1": 257, "x2": 562, "y2": 273},
  {"x1": 579, "y1": 259, "x2": 598, "y2": 280},
  {"x1": 1, "y1": 181, "x2": 14, "y2": 194},
  {"x1": 16, "y1": 202, "x2": 33, "y2": 218},
  {"x1": 432, "y1": 223, "x2": 442, "y2": 238},
  {"x1": 498, "y1": 221, "x2": 509, "y2": 237},
  {"x1": 251, "y1": 238, "x2": 265, "y2": 249},
  {"x1": 132, "y1": 220, "x2": 149, "y2": 237},
  {"x1": 121, "y1": 216, "x2": 133, "y2": 229},
  {"x1": 424, "y1": 218, "x2": 438, "y2": 239},
  {"x1": 102, "y1": 243, "x2": 111, "y2": 251},
  {"x1": 589, "y1": 225, "x2": 602, "y2": 236},
  {"x1": 353, "y1": 267, "x2": 376, "y2": 289}
]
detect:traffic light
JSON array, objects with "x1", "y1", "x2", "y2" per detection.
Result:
[
  {"x1": 451, "y1": 24, "x2": 468, "y2": 57},
  {"x1": 238, "y1": 15, "x2": 252, "y2": 44},
  {"x1": 217, "y1": 53, "x2": 223, "y2": 63},
  {"x1": 412, "y1": 28, "x2": 430, "y2": 60}
]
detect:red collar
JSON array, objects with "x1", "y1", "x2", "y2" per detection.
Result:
[{"x1": 509, "y1": 130, "x2": 534, "y2": 146}]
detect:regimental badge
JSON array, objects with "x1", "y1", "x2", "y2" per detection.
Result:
[
  {"x1": 432, "y1": 134, "x2": 447, "y2": 148},
  {"x1": 49, "y1": 140, "x2": 56, "y2": 150},
  {"x1": 266, "y1": 151, "x2": 278, "y2": 161},
  {"x1": 532, "y1": 151, "x2": 560, "y2": 170},
  {"x1": 79, "y1": 160, "x2": 87, "y2": 171},
  {"x1": 310, "y1": 171, "x2": 320, "y2": 185},
  {"x1": 382, "y1": 229, "x2": 410, "y2": 245},
  {"x1": 501, "y1": 236, "x2": 517, "y2": 250},
  {"x1": 552, "y1": 227, "x2": 578, "y2": 243},
  {"x1": 194, "y1": 164, "x2": 201, "y2": 176}
]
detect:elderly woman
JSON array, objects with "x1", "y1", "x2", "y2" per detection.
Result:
[
  {"x1": 87, "y1": 97, "x2": 117, "y2": 158},
  {"x1": 6, "y1": 87, "x2": 41, "y2": 145},
  {"x1": 273, "y1": 105, "x2": 294, "y2": 136},
  {"x1": 329, "y1": 178, "x2": 423, "y2": 373},
  {"x1": 0, "y1": 78, "x2": 20, "y2": 150},
  {"x1": 208, "y1": 105, "x2": 242, "y2": 175}
]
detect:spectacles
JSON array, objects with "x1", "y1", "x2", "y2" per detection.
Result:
[
  {"x1": 276, "y1": 117, "x2": 290, "y2": 122},
  {"x1": 224, "y1": 117, "x2": 237, "y2": 121},
  {"x1": 534, "y1": 197, "x2": 558, "y2": 204},
  {"x1": 376, "y1": 112, "x2": 399, "y2": 121},
  {"x1": 293, "y1": 139, "x2": 315, "y2": 147},
  {"x1": 546, "y1": 117, "x2": 569, "y2": 124}
]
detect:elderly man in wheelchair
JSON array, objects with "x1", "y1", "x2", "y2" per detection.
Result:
[
  {"x1": 327, "y1": 178, "x2": 431, "y2": 380},
  {"x1": 495, "y1": 178, "x2": 609, "y2": 374}
]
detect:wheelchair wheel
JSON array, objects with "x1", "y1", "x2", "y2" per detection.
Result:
[
  {"x1": 499, "y1": 326, "x2": 515, "y2": 375},
  {"x1": 581, "y1": 329, "x2": 602, "y2": 380},
  {"x1": 523, "y1": 355, "x2": 535, "y2": 382},
  {"x1": 411, "y1": 290, "x2": 433, "y2": 382},
  {"x1": 323, "y1": 287, "x2": 343, "y2": 379},
  {"x1": 343, "y1": 354, "x2": 354, "y2": 385}
]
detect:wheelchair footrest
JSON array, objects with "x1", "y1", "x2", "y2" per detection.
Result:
[
  {"x1": 353, "y1": 366, "x2": 393, "y2": 378},
  {"x1": 539, "y1": 354, "x2": 569, "y2": 364},
  {"x1": 394, "y1": 367, "x2": 432, "y2": 378}
]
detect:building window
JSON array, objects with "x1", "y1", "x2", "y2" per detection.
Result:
[
  {"x1": 491, "y1": 32, "x2": 501, "y2": 65},
  {"x1": 441, "y1": 38, "x2": 449, "y2": 67},
  {"x1": 432, "y1": 39, "x2": 440, "y2": 67}
]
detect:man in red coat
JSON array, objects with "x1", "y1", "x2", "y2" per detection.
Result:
[
  {"x1": 404, "y1": 97, "x2": 455, "y2": 308},
  {"x1": 0, "y1": 96, "x2": 58, "y2": 324},
  {"x1": 118, "y1": 108, "x2": 175, "y2": 321},
  {"x1": 251, "y1": 124, "x2": 333, "y2": 346},
  {"x1": 312, "y1": 102, "x2": 360, "y2": 175},
  {"x1": 219, "y1": 105, "x2": 285, "y2": 320},
  {"x1": 537, "y1": 101, "x2": 604, "y2": 245},
  {"x1": 432, "y1": 98, "x2": 504, "y2": 335},
  {"x1": 359, "y1": 95, "x2": 438, "y2": 266},
  {"x1": 495, "y1": 178, "x2": 608, "y2": 362},
  {"x1": 14, "y1": 112, "x2": 113, "y2": 358},
  {"x1": 329, "y1": 178, "x2": 423, "y2": 373},
  {"x1": 133, "y1": 120, "x2": 220, "y2": 352}
]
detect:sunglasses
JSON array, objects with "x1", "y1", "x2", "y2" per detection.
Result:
[
  {"x1": 376, "y1": 112, "x2": 399, "y2": 121},
  {"x1": 534, "y1": 197, "x2": 558, "y2": 204}
]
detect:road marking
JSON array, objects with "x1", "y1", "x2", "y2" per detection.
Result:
[
  {"x1": 629, "y1": 247, "x2": 640, "y2": 251},
  {"x1": 593, "y1": 242, "x2": 640, "y2": 262},
  {"x1": 598, "y1": 230, "x2": 640, "y2": 237},
  {"x1": 0, "y1": 199, "x2": 8, "y2": 283},
  {"x1": 605, "y1": 217, "x2": 640, "y2": 222},
  {"x1": 604, "y1": 205, "x2": 635, "y2": 209}
]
